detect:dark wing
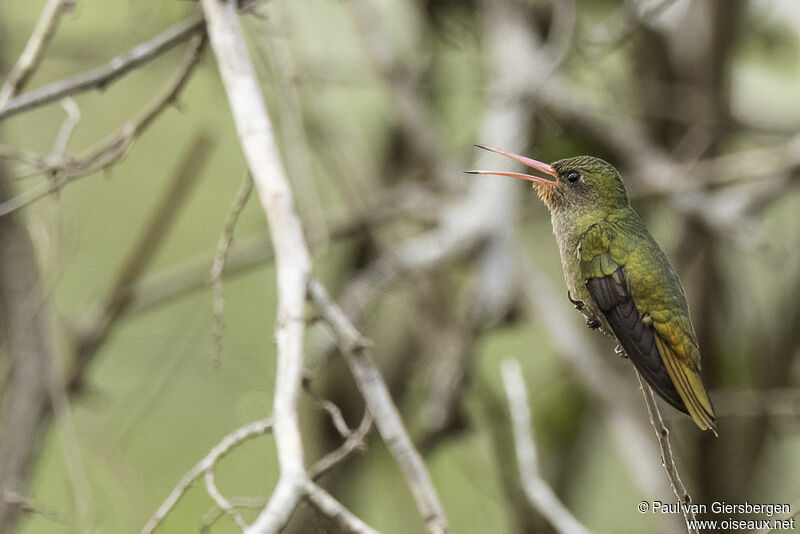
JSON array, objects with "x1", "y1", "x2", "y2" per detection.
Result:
[
  {"x1": 580, "y1": 222, "x2": 716, "y2": 432},
  {"x1": 585, "y1": 270, "x2": 687, "y2": 414}
]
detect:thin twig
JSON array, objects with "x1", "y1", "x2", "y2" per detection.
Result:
[
  {"x1": 211, "y1": 172, "x2": 254, "y2": 366},
  {"x1": 303, "y1": 481, "x2": 380, "y2": 534},
  {"x1": 141, "y1": 418, "x2": 273, "y2": 534},
  {"x1": 200, "y1": 1, "x2": 313, "y2": 532},
  {"x1": 0, "y1": 13, "x2": 204, "y2": 121},
  {"x1": 204, "y1": 469, "x2": 248, "y2": 530},
  {"x1": 52, "y1": 97, "x2": 80, "y2": 157},
  {"x1": 201, "y1": 497, "x2": 267, "y2": 533},
  {"x1": 501, "y1": 359, "x2": 593, "y2": 534},
  {"x1": 312, "y1": 396, "x2": 355, "y2": 440},
  {"x1": 128, "y1": 184, "x2": 434, "y2": 315},
  {"x1": 0, "y1": 34, "x2": 208, "y2": 217},
  {"x1": 636, "y1": 371, "x2": 699, "y2": 534},
  {"x1": 308, "y1": 278, "x2": 451, "y2": 534},
  {"x1": 309, "y1": 409, "x2": 372, "y2": 481},
  {"x1": 0, "y1": 0, "x2": 73, "y2": 107}
]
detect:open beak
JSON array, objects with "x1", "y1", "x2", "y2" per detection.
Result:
[{"x1": 466, "y1": 145, "x2": 558, "y2": 187}]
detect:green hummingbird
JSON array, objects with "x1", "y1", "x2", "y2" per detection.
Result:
[{"x1": 469, "y1": 145, "x2": 716, "y2": 433}]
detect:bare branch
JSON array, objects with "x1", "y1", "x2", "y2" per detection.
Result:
[
  {"x1": 303, "y1": 481, "x2": 380, "y2": 534},
  {"x1": 199, "y1": 1, "x2": 313, "y2": 531},
  {"x1": 636, "y1": 372, "x2": 699, "y2": 534},
  {"x1": 201, "y1": 497, "x2": 267, "y2": 533},
  {"x1": 141, "y1": 418, "x2": 273, "y2": 534},
  {"x1": 304, "y1": 386, "x2": 358, "y2": 440},
  {"x1": 0, "y1": 13, "x2": 205, "y2": 121},
  {"x1": 309, "y1": 409, "x2": 372, "y2": 481},
  {"x1": 0, "y1": 34, "x2": 208, "y2": 217},
  {"x1": 501, "y1": 359, "x2": 593, "y2": 534},
  {"x1": 204, "y1": 470, "x2": 248, "y2": 530},
  {"x1": 308, "y1": 278, "x2": 451, "y2": 534},
  {"x1": 0, "y1": 0, "x2": 73, "y2": 107}
]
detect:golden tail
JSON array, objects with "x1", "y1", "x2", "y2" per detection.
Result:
[{"x1": 655, "y1": 337, "x2": 717, "y2": 436}]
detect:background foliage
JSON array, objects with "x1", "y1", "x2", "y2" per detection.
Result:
[{"x1": 1, "y1": 0, "x2": 799, "y2": 533}]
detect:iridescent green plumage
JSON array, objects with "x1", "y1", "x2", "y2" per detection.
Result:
[{"x1": 470, "y1": 149, "x2": 716, "y2": 433}]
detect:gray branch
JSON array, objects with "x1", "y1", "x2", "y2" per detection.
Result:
[{"x1": 0, "y1": 13, "x2": 205, "y2": 121}]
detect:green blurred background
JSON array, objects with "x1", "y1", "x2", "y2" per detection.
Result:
[{"x1": 1, "y1": 0, "x2": 800, "y2": 533}]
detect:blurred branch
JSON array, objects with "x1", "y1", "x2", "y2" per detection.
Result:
[
  {"x1": 68, "y1": 133, "x2": 213, "y2": 390},
  {"x1": 47, "y1": 357, "x2": 95, "y2": 532},
  {"x1": 501, "y1": 359, "x2": 592, "y2": 534},
  {"x1": 308, "y1": 278, "x2": 451, "y2": 534},
  {"x1": 530, "y1": 66, "x2": 800, "y2": 213},
  {"x1": 344, "y1": 0, "x2": 459, "y2": 184},
  {"x1": 52, "y1": 97, "x2": 80, "y2": 157},
  {"x1": 141, "y1": 417, "x2": 273, "y2": 534},
  {"x1": 0, "y1": 174, "x2": 56, "y2": 531},
  {"x1": 0, "y1": 13, "x2": 205, "y2": 121},
  {"x1": 418, "y1": 0, "x2": 540, "y2": 449},
  {"x1": 0, "y1": 0, "x2": 73, "y2": 107},
  {"x1": 477, "y1": 0, "x2": 671, "y2": 504},
  {"x1": 211, "y1": 172, "x2": 254, "y2": 366},
  {"x1": 252, "y1": 8, "x2": 330, "y2": 242},
  {"x1": 709, "y1": 388, "x2": 800, "y2": 422},
  {"x1": 636, "y1": 372, "x2": 699, "y2": 534},
  {"x1": 125, "y1": 182, "x2": 437, "y2": 316},
  {"x1": 0, "y1": 34, "x2": 207, "y2": 217}
]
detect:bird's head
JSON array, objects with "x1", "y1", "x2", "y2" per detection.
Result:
[{"x1": 468, "y1": 146, "x2": 630, "y2": 214}]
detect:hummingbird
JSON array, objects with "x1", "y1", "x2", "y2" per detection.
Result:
[{"x1": 468, "y1": 145, "x2": 716, "y2": 433}]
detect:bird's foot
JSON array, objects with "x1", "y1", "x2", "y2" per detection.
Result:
[
  {"x1": 586, "y1": 318, "x2": 601, "y2": 330},
  {"x1": 567, "y1": 291, "x2": 585, "y2": 310},
  {"x1": 614, "y1": 344, "x2": 628, "y2": 359}
]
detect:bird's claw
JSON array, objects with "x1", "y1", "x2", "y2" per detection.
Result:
[
  {"x1": 614, "y1": 344, "x2": 628, "y2": 359},
  {"x1": 567, "y1": 291, "x2": 584, "y2": 310},
  {"x1": 586, "y1": 318, "x2": 601, "y2": 330}
]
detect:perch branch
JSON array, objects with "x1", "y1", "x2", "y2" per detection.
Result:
[{"x1": 636, "y1": 372, "x2": 699, "y2": 534}]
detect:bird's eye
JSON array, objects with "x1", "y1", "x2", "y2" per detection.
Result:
[{"x1": 566, "y1": 170, "x2": 581, "y2": 183}]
